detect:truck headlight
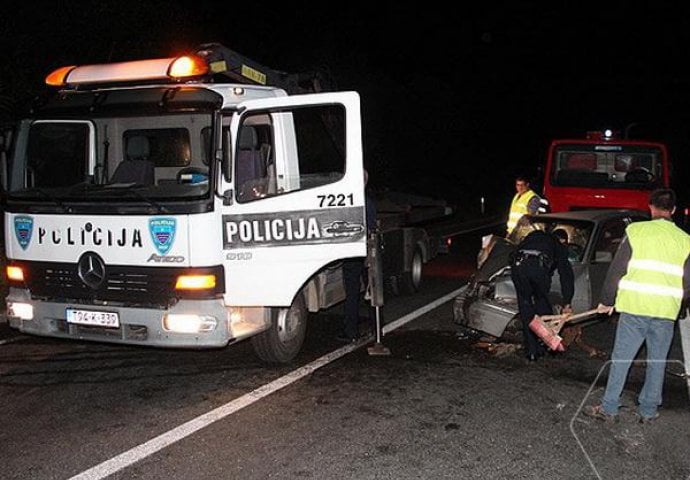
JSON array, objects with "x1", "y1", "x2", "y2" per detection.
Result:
[
  {"x1": 163, "y1": 314, "x2": 217, "y2": 333},
  {"x1": 8, "y1": 302, "x2": 34, "y2": 320}
]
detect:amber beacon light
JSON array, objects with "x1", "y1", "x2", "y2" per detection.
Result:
[{"x1": 168, "y1": 55, "x2": 209, "y2": 79}]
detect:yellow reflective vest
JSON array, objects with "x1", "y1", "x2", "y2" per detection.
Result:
[
  {"x1": 507, "y1": 189, "x2": 538, "y2": 234},
  {"x1": 616, "y1": 219, "x2": 690, "y2": 320}
]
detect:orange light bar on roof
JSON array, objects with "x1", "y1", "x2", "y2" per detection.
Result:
[{"x1": 44, "y1": 55, "x2": 209, "y2": 87}]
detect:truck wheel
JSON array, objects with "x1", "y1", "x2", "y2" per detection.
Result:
[
  {"x1": 252, "y1": 293, "x2": 307, "y2": 364},
  {"x1": 398, "y1": 248, "x2": 423, "y2": 295}
]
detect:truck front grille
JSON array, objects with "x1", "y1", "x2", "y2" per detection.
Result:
[{"x1": 16, "y1": 261, "x2": 224, "y2": 308}]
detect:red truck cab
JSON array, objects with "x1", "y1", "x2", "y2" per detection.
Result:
[{"x1": 542, "y1": 130, "x2": 670, "y2": 213}]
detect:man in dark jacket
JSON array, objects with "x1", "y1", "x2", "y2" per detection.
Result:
[
  {"x1": 338, "y1": 170, "x2": 377, "y2": 342},
  {"x1": 510, "y1": 228, "x2": 575, "y2": 361}
]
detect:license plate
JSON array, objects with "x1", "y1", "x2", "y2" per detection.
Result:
[{"x1": 66, "y1": 308, "x2": 120, "y2": 328}]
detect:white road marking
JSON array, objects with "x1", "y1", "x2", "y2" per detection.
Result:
[
  {"x1": 382, "y1": 286, "x2": 466, "y2": 334},
  {"x1": 0, "y1": 336, "x2": 26, "y2": 345},
  {"x1": 69, "y1": 285, "x2": 467, "y2": 480}
]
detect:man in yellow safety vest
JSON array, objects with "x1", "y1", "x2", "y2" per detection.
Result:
[
  {"x1": 506, "y1": 175, "x2": 542, "y2": 237},
  {"x1": 585, "y1": 188, "x2": 690, "y2": 423}
]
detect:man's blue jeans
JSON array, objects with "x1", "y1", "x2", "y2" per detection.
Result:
[{"x1": 602, "y1": 313, "x2": 675, "y2": 418}]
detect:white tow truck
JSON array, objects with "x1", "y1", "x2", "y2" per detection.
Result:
[{"x1": 1, "y1": 44, "x2": 450, "y2": 362}]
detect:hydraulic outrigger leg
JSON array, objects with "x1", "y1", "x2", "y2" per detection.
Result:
[{"x1": 367, "y1": 231, "x2": 390, "y2": 356}]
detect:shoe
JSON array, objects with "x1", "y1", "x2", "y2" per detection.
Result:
[
  {"x1": 526, "y1": 350, "x2": 544, "y2": 362},
  {"x1": 583, "y1": 404, "x2": 618, "y2": 423},
  {"x1": 336, "y1": 333, "x2": 358, "y2": 343},
  {"x1": 637, "y1": 412, "x2": 660, "y2": 424}
]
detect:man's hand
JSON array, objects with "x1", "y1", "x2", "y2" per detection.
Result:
[
  {"x1": 561, "y1": 304, "x2": 573, "y2": 315},
  {"x1": 597, "y1": 303, "x2": 614, "y2": 315}
]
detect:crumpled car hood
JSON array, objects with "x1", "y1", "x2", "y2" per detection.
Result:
[{"x1": 475, "y1": 236, "x2": 516, "y2": 282}]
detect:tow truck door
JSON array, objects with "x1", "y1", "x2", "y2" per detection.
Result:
[{"x1": 220, "y1": 91, "x2": 366, "y2": 306}]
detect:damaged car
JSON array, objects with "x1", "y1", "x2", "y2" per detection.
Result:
[{"x1": 453, "y1": 209, "x2": 648, "y2": 338}]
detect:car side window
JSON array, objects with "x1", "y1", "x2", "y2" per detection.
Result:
[{"x1": 592, "y1": 220, "x2": 627, "y2": 263}]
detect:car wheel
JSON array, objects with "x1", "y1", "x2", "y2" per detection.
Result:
[{"x1": 502, "y1": 315, "x2": 524, "y2": 343}]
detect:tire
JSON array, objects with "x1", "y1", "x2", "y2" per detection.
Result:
[
  {"x1": 252, "y1": 293, "x2": 307, "y2": 364},
  {"x1": 502, "y1": 315, "x2": 524, "y2": 343},
  {"x1": 398, "y1": 248, "x2": 423, "y2": 295}
]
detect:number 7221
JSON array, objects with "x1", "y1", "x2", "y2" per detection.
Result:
[{"x1": 317, "y1": 193, "x2": 354, "y2": 208}]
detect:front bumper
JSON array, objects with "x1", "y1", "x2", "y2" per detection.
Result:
[
  {"x1": 453, "y1": 283, "x2": 519, "y2": 338},
  {"x1": 6, "y1": 287, "x2": 267, "y2": 348},
  {"x1": 465, "y1": 299, "x2": 518, "y2": 338}
]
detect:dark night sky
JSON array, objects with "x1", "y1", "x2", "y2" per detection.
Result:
[{"x1": 2, "y1": 1, "x2": 690, "y2": 212}]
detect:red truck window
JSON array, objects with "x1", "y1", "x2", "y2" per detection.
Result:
[{"x1": 565, "y1": 153, "x2": 596, "y2": 170}]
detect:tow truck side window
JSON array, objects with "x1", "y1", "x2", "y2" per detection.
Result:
[{"x1": 234, "y1": 104, "x2": 345, "y2": 203}]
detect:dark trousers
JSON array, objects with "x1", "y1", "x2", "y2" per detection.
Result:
[
  {"x1": 343, "y1": 257, "x2": 367, "y2": 339},
  {"x1": 510, "y1": 259, "x2": 553, "y2": 356}
]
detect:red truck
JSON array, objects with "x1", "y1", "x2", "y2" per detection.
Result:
[{"x1": 541, "y1": 129, "x2": 670, "y2": 213}]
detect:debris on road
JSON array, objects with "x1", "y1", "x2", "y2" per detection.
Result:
[
  {"x1": 473, "y1": 341, "x2": 522, "y2": 357},
  {"x1": 561, "y1": 325, "x2": 608, "y2": 359}
]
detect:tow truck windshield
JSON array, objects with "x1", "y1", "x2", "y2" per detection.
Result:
[{"x1": 6, "y1": 112, "x2": 215, "y2": 212}]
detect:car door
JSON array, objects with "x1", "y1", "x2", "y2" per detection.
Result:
[{"x1": 588, "y1": 217, "x2": 631, "y2": 305}]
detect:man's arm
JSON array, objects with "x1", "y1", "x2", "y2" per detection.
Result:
[
  {"x1": 365, "y1": 191, "x2": 377, "y2": 233},
  {"x1": 527, "y1": 195, "x2": 541, "y2": 215},
  {"x1": 683, "y1": 253, "x2": 690, "y2": 301},
  {"x1": 597, "y1": 236, "x2": 631, "y2": 313},
  {"x1": 555, "y1": 244, "x2": 575, "y2": 305}
]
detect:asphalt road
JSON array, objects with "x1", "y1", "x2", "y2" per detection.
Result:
[{"x1": 1, "y1": 231, "x2": 689, "y2": 480}]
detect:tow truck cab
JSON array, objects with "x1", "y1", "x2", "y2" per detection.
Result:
[
  {"x1": 542, "y1": 130, "x2": 670, "y2": 213},
  {"x1": 2, "y1": 45, "x2": 366, "y2": 363}
]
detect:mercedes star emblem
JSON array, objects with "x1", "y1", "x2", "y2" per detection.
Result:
[{"x1": 77, "y1": 251, "x2": 106, "y2": 290}]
